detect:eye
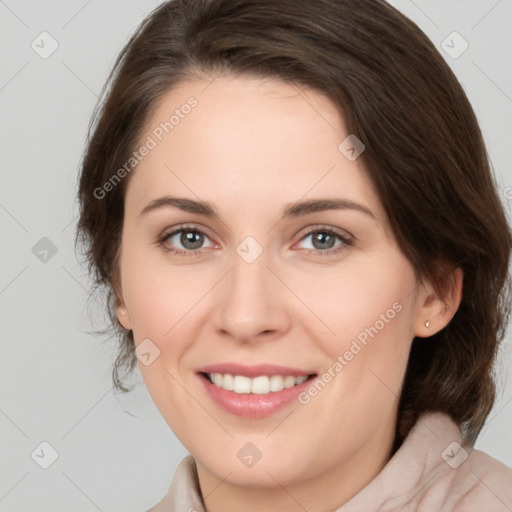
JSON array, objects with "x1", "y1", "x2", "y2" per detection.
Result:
[
  {"x1": 156, "y1": 225, "x2": 215, "y2": 257},
  {"x1": 156, "y1": 224, "x2": 353, "y2": 258},
  {"x1": 295, "y1": 226, "x2": 353, "y2": 256}
]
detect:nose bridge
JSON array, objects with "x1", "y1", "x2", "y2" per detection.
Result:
[
  {"x1": 231, "y1": 243, "x2": 268, "y2": 302},
  {"x1": 212, "y1": 237, "x2": 290, "y2": 341}
]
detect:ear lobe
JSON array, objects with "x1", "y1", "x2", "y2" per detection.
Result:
[
  {"x1": 117, "y1": 304, "x2": 132, "y2": 330},
  {"x1": 113, "y1": 281, "x2": 132, "y2": 331},
  {"x1": 414, "y1": 266, "x2": 463, "y2": 338}
]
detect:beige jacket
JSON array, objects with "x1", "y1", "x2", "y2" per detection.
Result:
[{"x1": 147, "y1": 412, "x2": 512, "y2": 511}]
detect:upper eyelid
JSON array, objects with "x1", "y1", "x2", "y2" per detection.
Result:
[{"x1": 163, "y1": 224, "x2": 216, "y2": 243}]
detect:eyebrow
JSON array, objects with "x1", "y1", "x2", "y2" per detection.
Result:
[{"x1": 138, "y1": 196, "x2": 376, "y2": 221}]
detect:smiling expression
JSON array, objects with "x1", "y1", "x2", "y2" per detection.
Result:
[{"x1": 114, "y1": 72, "x2": 437, "y2": 507}]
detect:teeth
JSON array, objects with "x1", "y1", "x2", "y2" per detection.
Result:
[
  {"x1": 222, "y1": 373, "x2": 234, "y2": 391},
  {"x1": 207, "y1": 373, "x2": 309, "y2": 394},
  {"x1": 233, "y1": 375, "x2": 252, "y2": 393}
]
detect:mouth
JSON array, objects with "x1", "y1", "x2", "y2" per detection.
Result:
[{"x1": 195, "y1": 364, "x2": 318, "y2": 418}]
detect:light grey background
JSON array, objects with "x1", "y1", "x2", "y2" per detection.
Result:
[{"x1": 0, "y1": 1, "x2": 511, "y2": 510}]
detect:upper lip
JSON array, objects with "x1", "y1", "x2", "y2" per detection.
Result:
[{"x1": 196, "y1": 363, "x2": 315, "y2": 378}]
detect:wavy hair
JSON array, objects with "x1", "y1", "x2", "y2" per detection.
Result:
[{"x1": 75, "y1": 0, "x2": 511, "y2": 448}]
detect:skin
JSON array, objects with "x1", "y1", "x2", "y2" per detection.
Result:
[{"x1": 115, "y1": 73, "x2": 463, "y2": 512}]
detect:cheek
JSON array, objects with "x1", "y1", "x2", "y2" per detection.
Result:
[
  {"x1": 290, "y1": 255, "x2": 416, "y2": 352},
  {"x1": 291, "y1": 254, "x2": 417, "y2": 413},
  {"x1": 122, "y1": 260, "x2": 201, "y2": 423},
  {"x1": 119, "y1": 253, "x2": 219, "y2": 410},
  {"x1": 120, "y1": 245, "x2": 210, "y2": 341}
]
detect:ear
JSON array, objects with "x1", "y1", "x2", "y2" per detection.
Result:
[
  {"x1": 112, "y1": 279, "x2": 132, "y2": 331},
  {"x1": 413, "y1": 265, "x2": 463, "y2": 338}
]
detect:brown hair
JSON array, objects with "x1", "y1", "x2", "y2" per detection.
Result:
[{"x1": 75, "y1": 0, "x2": 511, "y2": 448}]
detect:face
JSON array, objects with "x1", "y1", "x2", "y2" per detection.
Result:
[{"x1": 115, "y1": 74, "x2": 438, "y2": 504}]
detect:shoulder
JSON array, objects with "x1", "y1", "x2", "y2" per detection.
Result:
[
  {"x1": 416, "y1": 446, "x2": 512, "y2": 511},
  {"x1": 347, "y1": 412, "x2": 512, "y2": 512},
  {"x1": 145, "y1": 455, "x2": 204, "y2": 512}
]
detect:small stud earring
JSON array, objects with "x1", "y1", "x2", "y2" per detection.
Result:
[{"x1": 425, "y1": 320, "x2": 430, "y2": 328}]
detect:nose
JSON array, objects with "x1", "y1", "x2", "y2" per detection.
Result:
[{"x1": 211, "y1": 247, "x2": 292, "y2": 344}]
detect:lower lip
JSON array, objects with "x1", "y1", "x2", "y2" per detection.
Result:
[{"x1": 198, "y1": 374, "x2": 315, "y2": 418}]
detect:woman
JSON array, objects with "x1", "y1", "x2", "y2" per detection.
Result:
[{"x1": 75, "y1": 0, "x2": 512, "y2": 510}]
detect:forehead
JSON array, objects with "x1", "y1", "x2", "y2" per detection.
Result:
[{"x1": 124, "y1": 73, "x2": 385, "y2": 224}]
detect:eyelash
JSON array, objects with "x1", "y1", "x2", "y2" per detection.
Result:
[{"x1": 155, "y1": 224, "x2": 354, "y2": 258}]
